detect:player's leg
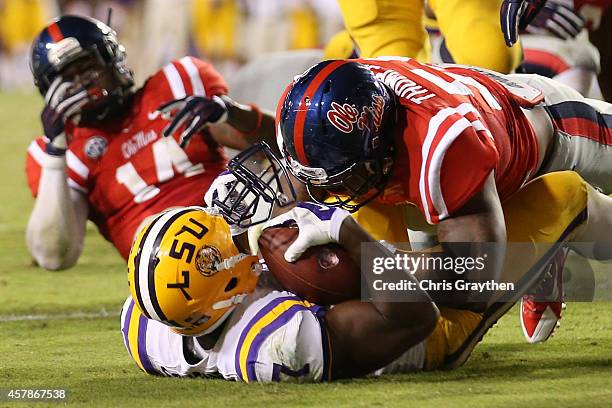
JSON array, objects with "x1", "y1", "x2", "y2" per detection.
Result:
[
  {"x1": 350, "y1": 202, "x2": 410, "y2": 242},
  {"x1": 511, "y1": 73, "x2": 612, "y2": 194},
  {"x1": 428, "y1": 0, "x2": 522, "y2": 73},
  {"x1": 438, "y1": 171, "x2": 589, "y2": 369},
  {"x1": 337, "y1": 0, "x2": 430, "y2": 61},
  {"x1": 520, "y1": 33, "x2": 601, "y2": 97}
]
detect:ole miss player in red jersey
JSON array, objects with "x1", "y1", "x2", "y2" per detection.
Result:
[
  {"x1": 236, "y1": 58, "x2": 612, "y2": 342},
  {"x1": 25, "y1": 15, "x2": 275, "y2": 269}
]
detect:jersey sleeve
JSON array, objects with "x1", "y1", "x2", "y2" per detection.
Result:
[
  {"x1": 418, "y1": 108, "x2": 499, "y2": 224},
  {"x1": 157, "y1": 56, "x2": 228, "y2": 100},
  {"x1": 235, "y1": 300, "x2": 331, "y2": 383},
  {"x1": 25, "y1": 138, "x2": 46, "y2": 197},
  {"x1": 25, "y1": 137, "x2": 89, "y2": 197},
  {"x1": 120, "y1": 296, "x2": 211, "y2": 378}
]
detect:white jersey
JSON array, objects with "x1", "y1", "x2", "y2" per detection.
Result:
[
  {"x1": 120, "y1": 290, "x2": 426, "y2": 382},
  {"x1": 120, "y1": 290, "x2": 330, "y2": 382}
]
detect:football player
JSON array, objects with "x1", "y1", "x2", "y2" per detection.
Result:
[
  {"x1": 120, "y1": 168, "x2": 598, "y2": 381},
  {"x1": 238, "y1": 58, "x2": 612, "y2": 336},
  {"x1": 24, "y1": 15, "x2": 276, "y2": 270},
  {"x1": 122, "y1": 204, "x2": 437, "y2": 381}
]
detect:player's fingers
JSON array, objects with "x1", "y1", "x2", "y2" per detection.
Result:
[
  {"x1": 49, "y1": 81, "x2": 75, "y2": 108},
  {"x1": 62, "y1": 93, "x2": 90, "y2": 120},
  {"x1": 547, "y1": 19, "x2": 572, "y2": 39},
  {"x1": 519, "y1": 0, "x2": 546, "y2": 29},
  {"x1": 45, "y1": 77, "x2": 65, "y2": 105},
  {"x1": 284, "y1": 234, "x2": 312, "y2": 263},
  {"x1": 552, "y1": 17, "x2": 582, "y2": 38},
  {"x1": 57, "y1": 89, "x2": 89, "y2": 120},
  {"x1": 247, "y1": 224, "x2": 265, "y2": 255},
  {"x1": 179, "y1": 115, "x2": 203, "y2": 148},
  {"x1": 501, "y1": 0, "x2": 522, "y2": 46},
  {"x1": 556, "y1": 5, "x2": 584, "y2": 32},
  {"x1": 158, "y1": 97, "x2": 189, "y2": 114},
  {"x1": 163, "y1": 110, "x2": 193, "y2": 138}
]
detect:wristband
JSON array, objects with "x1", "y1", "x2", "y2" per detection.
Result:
[
  {"x1": 237, "y1": 104, "x2": 263, "y2": 138},
  {"x1": 329, "y1": 208, "x2": 351, "y2": 242}
]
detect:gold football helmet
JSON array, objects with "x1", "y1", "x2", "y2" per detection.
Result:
[{"x1": 127, "y1": 206, "x2": 260, "y2": 336}]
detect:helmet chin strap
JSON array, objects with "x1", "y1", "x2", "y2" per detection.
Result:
[{"x1": 216, "y1": 253, "x2": 250, "y2": 271}]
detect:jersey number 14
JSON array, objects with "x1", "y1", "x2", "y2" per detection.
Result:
[{"x1": 115, "y1": 137, "x2": 204, "y2": 203}]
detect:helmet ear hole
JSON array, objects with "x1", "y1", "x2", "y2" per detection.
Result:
[{"x1": 224, "y1": 277, "x2": 238, "y2": 292}]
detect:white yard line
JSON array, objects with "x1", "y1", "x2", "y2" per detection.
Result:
[{"x1": 0, "y1": 309, "x2": 119, "y2": 322}]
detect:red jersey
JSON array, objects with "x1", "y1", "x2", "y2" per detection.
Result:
[
  {"x1": 359, "y1": 58, "x2": 543, "y2": 224},
  {"x1": 26, "y1": 56, "x2": 229, "y2": 259}
]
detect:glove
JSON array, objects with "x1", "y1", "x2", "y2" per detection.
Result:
[
  {"x1": 41, "y1": 77, "x2": 90, "y2": 156},
  {"x1": 525, "y1": 0, "x2": 584, "y2": 40},
  {"x1": 204, "y1": 171, "x2": 248, "y2": 236},
  {"x1": 501, "y1": 0, "x2": 547, "y2": 46},
  {"x1": 159, "y1": 95, "x2": 228, "y2": 148},
  {"x1": 248, "y1": 202, "x2": 350, "y2": 262}
]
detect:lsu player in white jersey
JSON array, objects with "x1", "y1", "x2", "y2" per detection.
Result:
[{"x1": 122, "y1": 204, "x2": 438, "y2": 381}]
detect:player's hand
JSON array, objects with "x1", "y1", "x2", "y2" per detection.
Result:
[
  {"x1": 159, "y1": 95, "x2": 228, "y2": 148},
  {"x1": 248, "y1": 202, "x2": 350, "y2": 262},
  {"x1": 525, "y1": 0, "x2": 584, "y2": 40},
  {"x1": 41, "y1": 77, "x2": 90, "y2": 155},
  {"x1": 501, "y1": 0, "x2": 547, "y2": 46}
]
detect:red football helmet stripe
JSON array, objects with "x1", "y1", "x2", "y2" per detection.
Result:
[
  {"x1": 47, "y1": 22, "x2": 64, "y2": 43},
  {"x1": 293, "y1": 60, "x2": 349, "y2": 166}
]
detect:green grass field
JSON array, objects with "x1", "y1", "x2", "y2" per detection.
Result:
[{"x1": 0, "y1": 92, "x2": 611, "y2": 407}]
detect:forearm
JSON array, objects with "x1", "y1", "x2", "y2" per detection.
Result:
[
  {"x1": 26, "y1": 156, "x2": 87, "y2": 270},
  {"x1": 328, "y1": 216, "x2": 438, "y2": 379},
  {"x1": 222, "y1": 96, "x2": 277, "y2": 154},
  {"x1": 338, "y1": 217, "x2": 436, "y2": 326}
]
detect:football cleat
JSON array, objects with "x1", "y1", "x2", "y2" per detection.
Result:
[{"x1": 520, "y1": 247, "x2": 568, "y2": 344}]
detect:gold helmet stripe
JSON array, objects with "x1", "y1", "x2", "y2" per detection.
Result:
[{"x1": 135, "y1": 207, "x2": 203, "y2": 322}]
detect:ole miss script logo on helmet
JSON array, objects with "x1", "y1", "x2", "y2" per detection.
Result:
[{"x1": 326, "y1": 95, "x2": 385, "y2": 134}]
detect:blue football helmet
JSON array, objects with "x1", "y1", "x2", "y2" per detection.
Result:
[
  {"x1": 277, "y1": 60, "x2": 396, "y2": 212},
  {"x1": 29, "y1": 15, "x2": 134, "y2": 113}
]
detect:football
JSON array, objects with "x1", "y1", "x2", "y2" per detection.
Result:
[{"x1": 258, "y1": 224, "x2": 361, "y2": 305}]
